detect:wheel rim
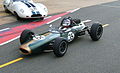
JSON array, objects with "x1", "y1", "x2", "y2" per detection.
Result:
[
  {"x1": 59, "y1": 41, "x2": 68, "y2": 54},
  {"x1": 68, "y1": 32, "x2": 75, "y2": 42},
  {"x1": 96, "y1": 26, "x2": 103, "y2": 38}
]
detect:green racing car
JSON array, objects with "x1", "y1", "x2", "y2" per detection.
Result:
[{"x1": 19, "y1": 17, "x2": 103, "y2": 57}]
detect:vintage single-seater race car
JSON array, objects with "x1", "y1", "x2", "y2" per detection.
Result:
[
  {"x1": 19, "y1": 17, "x2": 103, "y2": 57},
  {"x1": 3, "y1": 0, "x2": 48, "y2": 20}
]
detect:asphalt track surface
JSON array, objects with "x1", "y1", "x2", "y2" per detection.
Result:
[{"x1": 1, "y1": 1, "x2": 120, "y2": 73}]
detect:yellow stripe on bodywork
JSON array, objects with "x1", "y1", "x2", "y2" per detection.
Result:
[
  {"x1": 42, "y1": 32, "x2": 51, "y2": 36},
  {"x1": 102, "y1": 24, "x2": 109, "y2": 27}
]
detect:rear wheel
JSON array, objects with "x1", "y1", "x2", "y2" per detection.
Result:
[
  {"x1": 53, "y1": 38, "x2": 68, "y2": 57},
  {"x1": 90, "y1": 23, "x2": 103, "y2": 41},
  {"x1": 20, "y1": 29, "x2": 34, "y2": 44}
]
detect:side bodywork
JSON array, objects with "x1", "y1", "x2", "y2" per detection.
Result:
[
  {"x1": 20, "y1": 21, "x2": 86, "y2": 55},
  {"x1": 19, "y1": 16, "x2": 103, "y2": 56},
  {"x1": 20, "y1": 32, "x2": 60, "y2": 54}
]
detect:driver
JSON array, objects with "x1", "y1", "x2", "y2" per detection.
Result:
[
  {"x1": 59, "y1": 17, "x2": 73, "y2": 30},
  {"x1": 59, "y1": 17, "x2": 82, "y2": 32}
]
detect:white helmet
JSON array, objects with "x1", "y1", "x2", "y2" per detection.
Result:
[{"x1": 62, "y1": 19, "x2": 71, "y2": 27}]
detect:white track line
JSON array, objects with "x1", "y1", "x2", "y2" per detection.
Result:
[
  {"x1": 44, "y1": 16, "x2": 52, "y2": 19},
  {"x1": 67, "y1": 8, "x2": 80, "y2": 13},
  {"x1": 0, "y1": 28, "x2": 10, "y2": 32},
  {"x1": 0, "y1": 36, "x2": 20, "y2": 46},
  {"x1": 46, "y1": 17, "x2": 61, "y2": 24},
  {"x1": 100, "y1": 5, "x2": 120, "y2": 8},
  {"x1": 70, "y1": 8, "x2": 80, "y2": 13}
]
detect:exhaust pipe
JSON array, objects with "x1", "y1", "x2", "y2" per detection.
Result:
[{"x1": 19, "y1": 48, "x2": 31, "y2": 55}]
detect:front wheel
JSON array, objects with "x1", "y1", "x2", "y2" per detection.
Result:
[
  {"x1": 20, "y1": 29, "x2": 34, "y2": 44},
  {"x1": 14, "y1": 12, "x2": 22, "y2": 20},
  {"x1": 89, "y1": 23, "x2": 103, "y2": 41},
  {"x1": 53, "y1": 38, "x2": 68, "y2": 57},
  {"x1": 67, "y1": 32, "x2": 75, "y2": 42},
  {"x1": 40, "y1": 17, "x2": 44, "y2": 20},
  {"x1": 4, "y1": 5, "x2": 10, "y2": 13}
]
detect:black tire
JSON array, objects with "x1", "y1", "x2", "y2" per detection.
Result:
[
  {"x1": 4, "y1": 5, "x2": 10, "y2": 13},
  {"x1": 20, "y1": 29, "x2": 34, "y2": 44},
  {"x1": 90, "y1": 23, "x2": 103, "y2": 41},
  {"x1": 53, "y1": 38, "x2": 68, "y2": 57},
  {"x1": 40, "y1": 17, "x2": 44, "y2": 20}
]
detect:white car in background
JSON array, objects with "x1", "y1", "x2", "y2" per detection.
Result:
[{"x1": 3, "y1": 0, "x2": 48, "y2": 20}]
